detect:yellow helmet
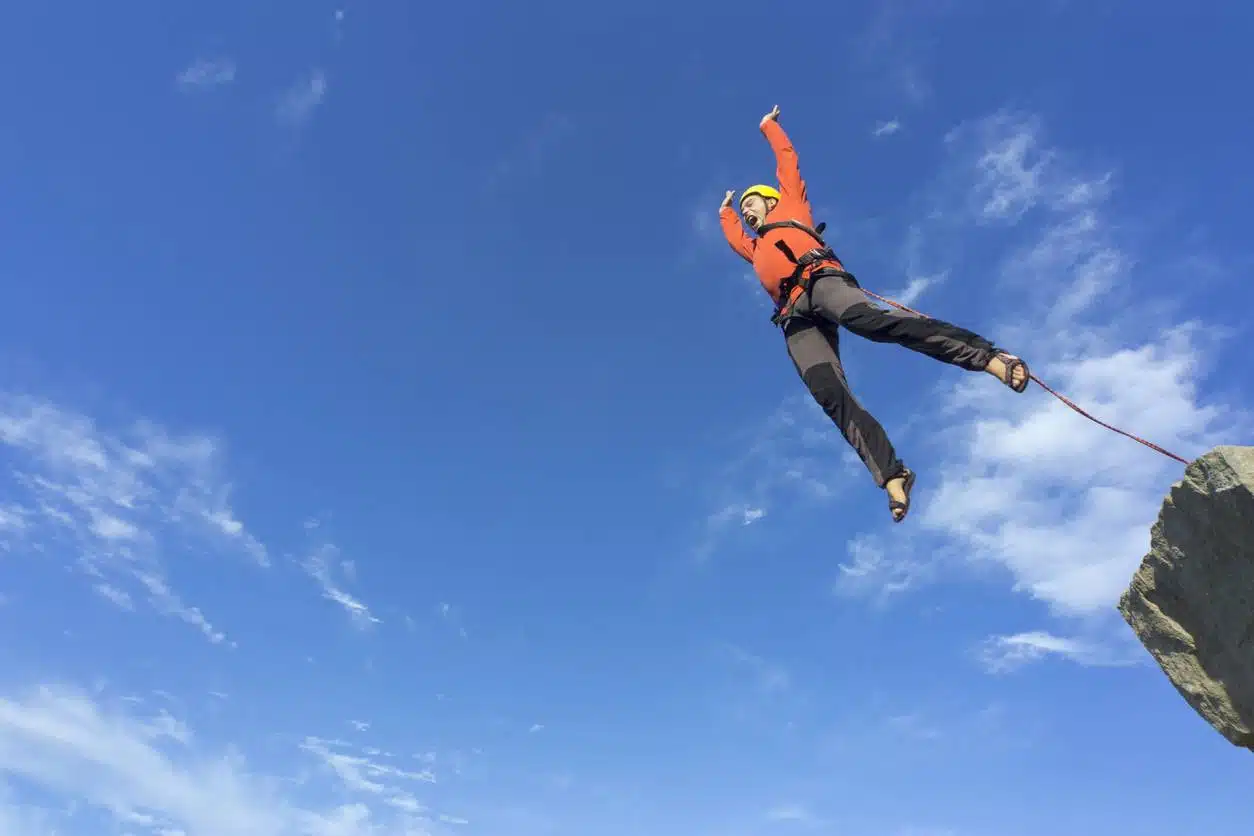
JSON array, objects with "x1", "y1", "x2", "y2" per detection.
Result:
[{"x1": 740, "y1": 184, "x2": 781, "y2": 204}]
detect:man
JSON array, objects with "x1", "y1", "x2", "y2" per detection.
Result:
[{"x1": 718, "y1": 105, "x2": 1030, "y2": 523}]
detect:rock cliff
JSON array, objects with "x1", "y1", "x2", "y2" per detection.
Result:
[{"x1": 1118, "y1": 445, "x2": 1254, "y2": 751}]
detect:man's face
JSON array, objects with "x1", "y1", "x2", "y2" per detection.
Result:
[{"x1": 740, "y1": 195, "x2": 773, "y2": 231}]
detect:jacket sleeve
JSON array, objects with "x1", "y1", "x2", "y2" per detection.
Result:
[
  {"x1": 761, "y1": 119, "x2": 807, "y2": 203},
  {"x1": 719, "y1": 206, "x2": 755, "y2": 262}
]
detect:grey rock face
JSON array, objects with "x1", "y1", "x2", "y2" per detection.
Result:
[{"x1": 1118, "y1": 445, "x2": 1254, "y2": 751}]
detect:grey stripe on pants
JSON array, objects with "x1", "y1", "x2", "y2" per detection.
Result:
[{"x1": 782, "y1": 272, "x2": 999, "y2": 488}]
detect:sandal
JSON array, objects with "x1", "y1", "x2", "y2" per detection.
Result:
[
  {"x1": 887, "y1": 468, "x2": 916, "y2": 523},
  {"x1": 991, "y1": 351, "x2": 1030, "y2": 393}
]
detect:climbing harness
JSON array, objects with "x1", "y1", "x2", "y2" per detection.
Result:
[
  {"x1": 756, "y1": 219, "x2": 857, "y2": 326},
  {"x1": 756, "y1": 216, "x2": 1191, "y2": 466}
]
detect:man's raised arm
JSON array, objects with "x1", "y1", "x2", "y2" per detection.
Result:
[
  {"x1": 718, "y1": 189, "x2": 755, "y2": 262},
  {"x1": 760, "y1": 106, "x2": 806, "y2": 203}
]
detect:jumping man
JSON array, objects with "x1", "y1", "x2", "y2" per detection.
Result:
[{"x1": 718, "y1": 105, "x2": 1030, "y2": 523}]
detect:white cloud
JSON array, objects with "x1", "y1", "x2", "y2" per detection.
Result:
[
  {"x1": 277, "y1": 70, "x2": 327, "y2": 126},
  {"x1": 176, "y1": 59, "x2": 236, "y2": 90},
  {"x1": 955, "y1": 111, "x2": 1053, "y2": 224},
  {"x1": 300, "y1": 736, "x2": 435, "y2": 817},
  {"x1": 766, "y1": 804, "x2": 821, "y2": 824},
  {"x1": 682, "y1": 104, "x2": 1245, "y2": 681},
  {"x1": 303, "y1": 543, "x2": 380, "y2": 627},
  {"x1": 815, "y1": 109, "x2": 1242, "y2": 647},
  {"x1": 94, "y1": 582, "x2": 134, "y2": 610},
  {"x1": 0, "y1": 684, "x2": 455, "y2": 835},
  {"x1": 0, "y1": 789, "x2": 58, "y2": 835},
  {"x1": 852, "y1": 1, "x2": 934, "y2": 105},
  {"x1": 708, "y1": 503, "x2": 765, "y2": 531},
  {"x1": 436, "y1": 602, "x2": 468, "y2": 639},
  {"x1": 0, "y1": 503, "x2": 26, "y2": 532},
  {"x1": 700, "y1": 107, "x2": 1246, "y2": 672},
  {"x1": 976, "y1": 630, "x2": 1139, "y2": 673},
  {"x1": 0, "y1": 684, "x2": 300, "y2": 833},
  {"x1": 0, "y1": 393, "x2": 268, "y2": 642},
  {"x1": 916, "y1": 111, "x2": 1241, "y2": 619},
  {"x1": 873, "y1": 119, "x2": 901, "y2": 137},
  {"x1": 833, "y1": 534, "x2": 928, "y2": 604},
  {"x1": 885, "y1": 711, "x2": 943, "y2": 741},
  {"x1": 885, "y1": 274, "x2": 942, "y2": 308},
  {"x1": 691, "y1": 396, "x2": 860, "y2": 562}
]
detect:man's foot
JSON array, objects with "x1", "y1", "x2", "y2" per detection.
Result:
[
  {"x1": 985, "y1": 351, "x2": 1030, "y2": 393},
  {"x1": 885, "y1": 468, "x2": 916, "y2": 523}
]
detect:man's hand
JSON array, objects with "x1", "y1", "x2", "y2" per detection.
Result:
[
  {"x1": 760, "y1": 104, "x2": 780, "y2": 126},
  {"x1": 719, "y1": 190, "x2": 735, "y2": 211}
]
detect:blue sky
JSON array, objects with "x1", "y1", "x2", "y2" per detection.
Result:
[{"x1": 1, "y1": 1, "x2": 1252, "y2": 833}]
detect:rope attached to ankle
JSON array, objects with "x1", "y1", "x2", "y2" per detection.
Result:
[{"x1": 857, "y1": 288, "x2": 1191, "y2": 467}]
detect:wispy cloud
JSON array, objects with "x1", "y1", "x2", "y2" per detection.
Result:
[
  {"x1": 885, "y1": 274, "x2": 936, "y2": 305},
  {"x1": 822, "y1": 109, "x2": 1244, "y2": 666},
  {"x1": 884, "y1": 710, "x2": 944, "y2": 742},
  {"x1": 176, "y1": 58, "x2": 236, "y2": 91},
  {"x1": 705, "y1": 642, "x2": 807, "y2": 737},
  {"x1": 94, "y1": 582, "x2": 134, "y2": 610},
  {"x1": 300, "y1": 735, "x2": 436, "y2": 816},
  {"x1": 0, "y1": 788, "x2": 57, "y2": 835},
  {"x1": 693, "y1": 107, "x2": 1246, "y2": 675},
  {"x1": 766, "y1": 804, "x2": 824, "y2": 825},
  {"x1": 277, "y1": 69, "x2": 327, "y2": 126},
  {"x1": 882, "y1": 221, "x2": 948, "y2": 308},
  {"x1": 690, "y1": 396, "x2": 859, "y2": 563},
  {"x1": 708, "y1": 502, "x2": 766, "y2": 530},
  {"x1": 302, "y1": 542, "x2": 380, "y2": 627},
  {"x1": 437, "y1": 601, "x2": 468, "y2": 638},
  {"x1": 976, "y1": 630, "x2": 1139, "y2": 673},
  {"x1": 725, "y1": 644, "x2": 791, "y2": 694},
  {"x1": 915, "y1": 110, "x2": 1241, "y2": 619},
  {"x1": 833, "y1": 533, "x2": 929, "y2": 604},
  {"x1": 853, "y1": 1, "x2": 942, "y2": 105},
  {"x1": 0, "y1": 683, "x2": 456, "y2": 834},
  {"x1": 873, "y1": 119, "x2": 902, "y2": 137},
  {"x1": 0, "y1": 393, "x2": 267, "y2": 643}
]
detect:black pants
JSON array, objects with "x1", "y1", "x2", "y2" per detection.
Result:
[{"x1": 782, "y1": 273, "x2": 998, "y2": 488}]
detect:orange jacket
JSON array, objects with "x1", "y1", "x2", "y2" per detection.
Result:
[{"x1": 719, "y1": 119, "x2": 844, "y2": 306}]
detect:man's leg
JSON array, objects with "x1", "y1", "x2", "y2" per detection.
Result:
[
  {"x1": 784, "y1": 316, "x2": 905, "y2": 489},
  {"x1": 807, "y1": 274, "x2": 997, "y2": 372}
]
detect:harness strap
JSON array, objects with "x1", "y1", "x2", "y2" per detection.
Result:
[
  {"x1": 756, "y1": 217, "x2": 850, "y2": 325},
  {"x1": 756, "y1": 220, "x2": 828, "y2": 244},
  {"x1": 770, "y1": 258, "x2": 857, "y2": 326}
]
